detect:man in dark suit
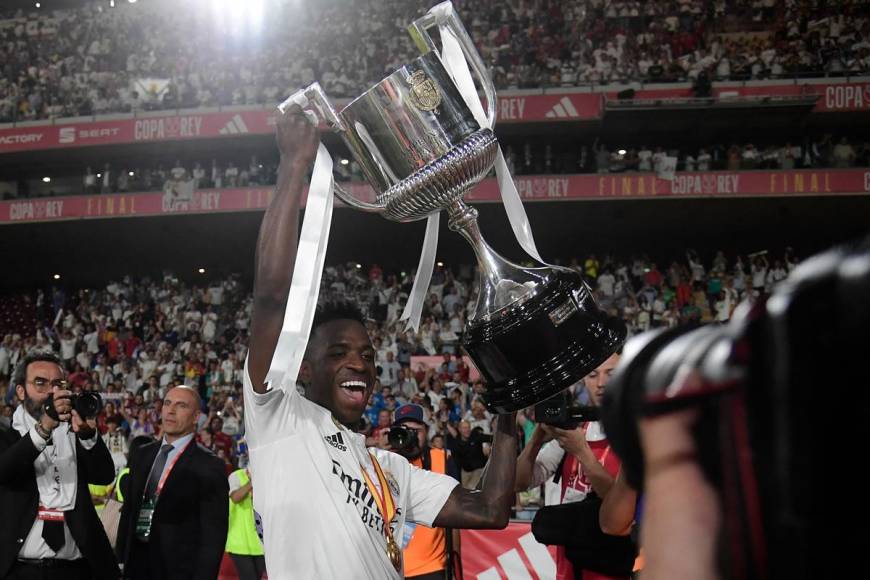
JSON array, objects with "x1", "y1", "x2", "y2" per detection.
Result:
[
  {"x1": 0, "y1": 350, "x2": 119, "y2": 580},
  {"x1": 117, "y1": 386, "x2": 228, "y2": 580}
]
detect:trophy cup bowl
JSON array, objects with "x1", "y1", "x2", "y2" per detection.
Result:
[{"x1": 280, "y1": 2, "x2": 625, "y2": 413}]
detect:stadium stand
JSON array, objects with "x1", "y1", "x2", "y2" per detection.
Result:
[{"x1": 1, "y1": 0, "x2": 868, "y2": 122}]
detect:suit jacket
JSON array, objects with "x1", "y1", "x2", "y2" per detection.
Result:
[
  {"x1": 0, "y1": 425, "x2": 120, "y2": 579},
  {"x1": 117, "y1": 438, "x2": 229, "y2": 580}
]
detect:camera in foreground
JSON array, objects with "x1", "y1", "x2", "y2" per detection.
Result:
[{"x1": 601, "y1": 239, "x2": 868, "y2": 580}]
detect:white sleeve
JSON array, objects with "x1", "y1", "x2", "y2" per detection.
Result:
[
  {"x1": 242, "y1": 356, "x2": 305, "y2": 449},
  {"x1": 528, "y1": 440, "x2": 565, "y2": 489},
  {"x1": 404, "y1": 463, "x2": 459, "y2": 527},
  {"x1": 228, "y1": 471, "x2": 242, "y2": 494},
  {"x1": 78, "y1": 434, "x2": 98, "y2": 450}
]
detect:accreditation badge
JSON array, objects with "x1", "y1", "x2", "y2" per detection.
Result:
[{"x1": 135, "y1": 497, "x2": 156, "y2": 541}]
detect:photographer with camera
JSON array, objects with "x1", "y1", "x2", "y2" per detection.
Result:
[
  {"x1": 0, "y1": 350, "x2": 119, "y2": 579},
  {"x1": 388, "y1": 404, "x2": 461, "y2": 579},
  {"x1": 515, "y1": 352, "x2": 635, "y2": 580},
  {"x1": 446, "y1": 419, "x2": 492, "y2": 489}
]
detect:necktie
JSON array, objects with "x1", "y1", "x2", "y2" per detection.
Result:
[
  {"x1": 144, "y1": 444, "x2": 174, "y2": 500},
  {"x1": 42, "y1": 520, "x2": 65, "y2": 553}
]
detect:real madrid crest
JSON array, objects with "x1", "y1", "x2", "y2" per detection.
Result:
[
  {"x1": 384, "y1": 471, "x2": 401, "y2": 499},
  {"x1": 407, "y1": 70, "x2": 441, "y2": 112}
]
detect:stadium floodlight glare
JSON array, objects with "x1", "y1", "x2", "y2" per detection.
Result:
[
  {"x1": 53, "y1": 274, "x2": 60, "y2": 280},
  {"x1": 198, "y1": 268, "x2": 206, "y2": 274},
  {"x1": 42, "y1": 177, "x2": 51, "y2": 183}
]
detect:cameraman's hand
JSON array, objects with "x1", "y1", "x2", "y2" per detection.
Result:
[
  {"x1": 533, "y1": 424, "x2": 556, "y2": 445},
  {"x1": 552, "y1": 426, "x2": 590, "y2": 458},
  {"x1": 71, "y1": 410, "x2": 98, "y2": 439},
  {"x1": 276, "y1": 106, "x2": 319, "y2": 169},
  {"x1": 41, "y1": 386, "x2": 73, "y2": 430},
  {"x1": 378, "y1": 429, "x2": 390, "y2": 450}
]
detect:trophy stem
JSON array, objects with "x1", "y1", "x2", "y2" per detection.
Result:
[
  {"x1": 447, "y1": 199, "x2": 540, "y2": 322},
  {"x1": 446, "y1": 200, "x2": 502, "y2": 289}
]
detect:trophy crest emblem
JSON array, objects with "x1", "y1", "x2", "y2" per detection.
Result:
[{"x1": 407, "y1": 70, "x2": 441, "y2": 111}]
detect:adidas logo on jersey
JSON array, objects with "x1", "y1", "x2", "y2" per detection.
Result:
[
  {"x1": 324, "y1": 432, "x2": 347, "y2": 451},
  {"x1": 218, "y1": 114, "x2": 249, "y2": 135},
  {"x1": 544, "y1": 96, "x2": 580, "y2": 119}
]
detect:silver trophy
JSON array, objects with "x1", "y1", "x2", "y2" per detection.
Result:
[{"x1": 280, "y1": 2, "x2": 625, "y2": 413}]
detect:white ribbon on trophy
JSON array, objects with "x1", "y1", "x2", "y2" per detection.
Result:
[
  {"x1": 399, "y1": 5, "x2": 544, "y2": 333},
  {"x1": 398, "y1": 212, "x2": 440, "y2": 333},
  {"x1": 265, "y1": 142, "x2": 335, "y2": 388}
]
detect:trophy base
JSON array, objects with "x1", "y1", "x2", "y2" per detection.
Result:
[{"x1": 462, "y1": 270, "x2": 627, "y2": 414}]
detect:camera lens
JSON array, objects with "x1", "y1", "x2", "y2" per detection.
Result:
[{"x1": 73, "y1": 392, "x2": 103, "y2": 419}]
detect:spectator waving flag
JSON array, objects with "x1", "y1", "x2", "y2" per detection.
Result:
[{"x1": 133, "y1": 78, "x2": 171, "y2": 103}]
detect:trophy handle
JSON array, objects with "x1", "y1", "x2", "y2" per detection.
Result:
[
  {"x1": 277, "y1": 84, "x2": 384, "y2": 214},
  {"x1": 408, "y1": 1, "x2": 497, "y2": 130},
  {"x1": 277, "y1": 82, "x2": 345, "y2": 131}
]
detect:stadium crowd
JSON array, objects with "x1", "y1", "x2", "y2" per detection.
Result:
[
  {"x1": 0, "y1": 247, "x2": 797, "y2": 483},
  {"x1": 74, "y1": 135, "x2": 870, "y2": 191},
  {"x1": 4, "y1": 134, "x2": 868, "y2": 201},
  {"x1": 0, "y1": 0, "x2": 868, "y2": 122}
]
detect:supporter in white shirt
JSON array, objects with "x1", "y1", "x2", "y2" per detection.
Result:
[
  {"x1": 83, "y1": 327, "x2": 100, "y2": 354},
  {"x1": 243, "y1": 112, "x2": 519, "y2": 580},
  {"x1": 697, "y1": 148, "x2": 712, "y2": 171},
  {"x1": 597, "y1": 270, "x2": 616, "y2": 297},
  {"x1": 207, "y1": 283, "x2": 224, "y2": 306},
  {"x1": 379, "y1": 351, "x2": 402, "y2": 387},
  {"x1": 59, "y1": 333, "x2": 77, "y2": 363}
]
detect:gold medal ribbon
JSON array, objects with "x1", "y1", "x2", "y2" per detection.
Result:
[{"x1": 360, "y1": 452, "x2": 402, "y2": 572}]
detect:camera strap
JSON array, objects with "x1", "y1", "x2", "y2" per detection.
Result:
[
  {"x1": 422, "y1": 446, "x2": 432, "y2": 472},
  {"x1": 552, "y1": 451, "x2": 568, "y2": 485}
]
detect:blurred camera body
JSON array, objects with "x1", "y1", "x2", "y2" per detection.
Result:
[
  {"x1": 44, "y1": 391, "x2": 103, "y2": 421},
  {"x1": 387, "y1": 424, "x2": 418, "y2": 454},
  {"x1": 602, "y1": 240, "x2": 869, "y2": 580},
  {"x1": 534, "y1": 390, "x2": 600, "y2": 429}
]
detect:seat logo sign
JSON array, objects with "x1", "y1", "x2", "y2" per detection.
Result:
[{"x1": 59, "y1": 127, "x2": 76, "y2": 144}]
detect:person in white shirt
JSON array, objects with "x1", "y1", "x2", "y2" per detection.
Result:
[
  {"x1": 243, "y1": 109, "x2": 519, "y2": 579},
  {"x1": 379, "y1": 351, "x2": 402, "y2": 387},
  {"x1": 2, "y1": 350, "x2": 118, "y2": 579},
  {"x1": 637, "y1": 146, "x2": 653, "y2": 171},
  {"x1": 697, "y1": 148, "x2": 712, "y2": 171},
  {"x1": 515, "y1": 353, "x2": 627, "y2": 580}
]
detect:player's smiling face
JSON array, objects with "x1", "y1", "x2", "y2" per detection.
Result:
[{"x1": 301, "y1": 319, "x2": 377, "y2": 426}]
